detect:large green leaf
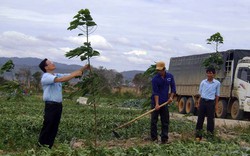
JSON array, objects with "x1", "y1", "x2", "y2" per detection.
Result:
[
  {"x1": 80, "y1": 55, "x2": 88, "y2": 61},
  {"x1": 87, "y1": 21, "x2": 97, "y2": 26},
  {"x1": 68, "y1": 8, "x2": 97, "y2": 31},
  {"x1": 0, "y1": 60, "x2": 14, "y2": 74},
  {"x1": 65, "y1": 46, "x2": 88, "y2": 59},
  {"x1": 73, "y1": 14, "x2": 80, "y2": 19},
  {"x1": 92, "y1": 50, "x2": 100, "y2": 56}
]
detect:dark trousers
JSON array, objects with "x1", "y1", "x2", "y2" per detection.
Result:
[
  {"x1": 151, "y1": 105, "x2": 169, "y2": 142},
  {"x1": 38, "y1": 101, "x2": 62, "y2": 148},
  {"x1": 195, "y1": 99, "x2": 215, "y2": 139}
]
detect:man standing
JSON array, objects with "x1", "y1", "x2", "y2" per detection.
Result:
[
  {"x1": 38, "y1": 58, "x2": 89, "y2": 148},
  {"x1": 151, "y1": 61, "x2": 176, "y2": 144},
  {"x1": 195, "y1": 67, "x2": 221, "y2": 141}
]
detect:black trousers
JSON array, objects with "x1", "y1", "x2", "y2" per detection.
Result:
[
  {"x1": 38, "y1": 101, "x2": 62, "y2": 148},
  {"x1": 150, "y1": 105, "x2": 169, "y2": 142},
  {"x1": 195, "y1": 98, "x2": 215, "y2": 139}
]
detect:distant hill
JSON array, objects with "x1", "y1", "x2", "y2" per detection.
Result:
[
  {"x1": 0, "y1": 57, "x2": 144, "y2": 81},
  {"x1": 121, "y1": 70, "x2": 144, "y2": 81},
  {"x1": 0, "y1": 57, "x2": 82, "y2": 73}
]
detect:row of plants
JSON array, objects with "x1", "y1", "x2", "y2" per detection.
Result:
[
  {"x1": 1, "y1": 95, "x2": 250, "y2": 155},
  {"x1": 24, "y1": 141, "x2": 249, "y2": 156}
]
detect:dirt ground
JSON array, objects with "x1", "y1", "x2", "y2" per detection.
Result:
[
  {"x1": 71, "y1": 113, "x2": 250, "y2": 149},
  {"x1": 70, "y1": 131, "x2": 250, "y2": 149},
  {"x1": 170, "y1": 113, "x2": 250, "y2": 128}
]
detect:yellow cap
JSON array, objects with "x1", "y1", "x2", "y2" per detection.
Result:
[{"x1": 156, "y1": 61, "x2": 165, "y2": 70}]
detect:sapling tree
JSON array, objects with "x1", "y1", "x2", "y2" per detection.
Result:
[
  {"x1": 0, "y1": 60, "x2": 24, "y2": 100},
  {"x1": 32, "y1": 71, "x2": 42, "y2": 92},
  {"x1": 203, "y1": 32, "x2": 224, "y2": 71},
  {"x1": 0, "y1": 60, "x2": 14, "y2": 74},
  {"x1": 66, "y1": 8, "x2": 101, "y2": 147},
  {"x1": 133, "y1": 73, "x2": 150, "y2": 96},
  {"x1": 141, "y1": 64, "x2": 157, "y2": 108},
  {"x1": 206, "y1": 32, "x2": 224, "y2": 53}
]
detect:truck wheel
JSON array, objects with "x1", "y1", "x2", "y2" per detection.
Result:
[
  {"x1": 178, "y1": 97, "x2": 187, "y2": 114},
  {"x1": 231, "y1": 100, "x2": 244, "y2": 120},
  {"x1": 186, "y1": 97, "x2": 194, "y2": 114},
  {"x1": 216, "y1": 99, "x2": 227, "y2": 118}
]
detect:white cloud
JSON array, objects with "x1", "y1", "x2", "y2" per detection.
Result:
[
  {"x1": 151, "y1": 45, "x2": 172, "y2": 52},
  {"x1": 66, "y1": 35, "x2": 112, "y2": 50},
  {"x1": 0, "y1": 6, "x2": 70, "y2": 25},
  {"x1": 66, "y1": 36, "x2": 84, "y2": 45},
  {"x1": 126, "y1": 56, "x2": 152, "y2": 64},
  {"x1": 184, "y1": 43, "x2": 210, "y2": 54},
  {"x1": 0, "y1": 31, "x2": 81, "y2": 65},
  {"x1": 117, "y1": 37, "x2": 130, "y2": 45},
  {"x1": 60, "y1": 47, "x2": 72, "y2": 53},
  {"x1": 90, "y1": 35, "x2": 113, "y2": 50},
  {"x1": 124, "y1": 50, "x2": 147, "y2": 56},
  {"x1": 0, "y1": 31, "x2": 39, "y2": 47},
  {"x1": 95, "y1": 56, "x2": 110, "y2": 62}
]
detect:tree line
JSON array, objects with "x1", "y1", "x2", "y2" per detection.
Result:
[{"x1": 0, "y1": 62, "x2": 149, "y2": 97}]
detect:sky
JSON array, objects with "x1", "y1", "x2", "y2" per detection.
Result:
[{"x1": 0, "y1": 0, "x2": 250, "y2": 72}]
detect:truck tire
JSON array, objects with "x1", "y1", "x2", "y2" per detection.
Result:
[
  {"x1": 231, "y1": 100, "x2": 244, "y2": 120},
  {"x1": 186, "y1": 97, "x2": 194, "y2": 114},
  {"x1": 178, "y1": 97, "x2": 187, "y2": 114},
  {"x1": 216, "y1": 99, "x2": 227, "y2": 118}
]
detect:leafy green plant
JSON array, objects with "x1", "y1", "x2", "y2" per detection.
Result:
[
  {"x1": 206, "y1": 32, "x2": 224, "y2": 52},
  {"x1": 0, "y1": 80, "x2": 25, "y2": 100},
  {"x1": 0, "y1": 60, "x2": 14, "y2": 74},
  {"x1": 0, "y1": 60, "x2": 25, "y2": 100},
  {"x1": 202, "y1": 52, "x2": 223, "y2": 70},
  {"x1": 66, "y1": 8, "x2": 102, "y2": 148},
  {"x1": 203, "y1": 32, "x2": 224, "y2": 71},
  {"x1": 66, "y1": 9, "x2": 99, "y2": 63},
  {"x1": 141, "y1": 64, "x2": 157, "y2": 108}
]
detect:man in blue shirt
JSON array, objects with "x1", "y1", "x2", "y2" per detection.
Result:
[
  {"x1": 151, "y1": 61, "x2": 176, "y2": 144},
  {"x1": 195, "y1": 67, "x2": 221, "y2": 141},
  {"x1": 38, "y1": 58, "x2": 89, "y2": 148}
]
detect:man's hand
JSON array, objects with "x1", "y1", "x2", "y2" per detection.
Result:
[
  {"x1": 155, "y1": 104, "x2": 160, "y2": 110},
  {"x1": 81, "y1": 64, "x2": 90, "y2": 73},
  {"x1": 168, "y1": 97, "x2": 173, "y2": 103},
  {"x1": 197, "y1": 98, "x2": 201, "y2": 110},
  {"x1": 72, "y1": 70, "x2": 83, "y2": 77},
  {"x1": 215, "y1": 103, "x2": 218, "y2": 113}
]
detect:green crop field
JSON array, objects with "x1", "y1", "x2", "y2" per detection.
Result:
[{"x1": 0, "y1": 95, "x2": 250, "y2": 155}]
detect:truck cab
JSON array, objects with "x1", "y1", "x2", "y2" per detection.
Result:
[{"x1": 232, "y1": 57, "x2": 250, "y2": 119}]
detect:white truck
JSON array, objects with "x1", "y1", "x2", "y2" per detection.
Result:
[{"x1": 168, "y1": 49, "x2": 250, "y2": 120}]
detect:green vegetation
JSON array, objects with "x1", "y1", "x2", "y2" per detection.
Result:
[
  {"x1": 0, "y1": 95, "x2": 250, "y2": 155},
  {"x1": 203, "y1": 32, "x2": 224, "y2": 71}
]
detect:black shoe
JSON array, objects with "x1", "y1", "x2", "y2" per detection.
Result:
[
  {"x1": 161, "y1": 140, "x2": 168, "y2": 144},
  {"x1": 195, "y1": 137, "x2": 201, "y2": 142},
  {"x1": 151, "y1": 138, "x2": 158, "y2": 143}
]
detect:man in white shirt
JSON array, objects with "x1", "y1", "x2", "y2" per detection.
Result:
[
  {"x1": 38, "y1": 58, "x2": 89, "y2": 148},
  {"x1": 195, "y1": 67, "x2": 221, "y2": 141}
]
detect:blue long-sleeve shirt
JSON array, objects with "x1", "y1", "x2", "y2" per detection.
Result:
[
  {"x1": 151, "y1": 72, "x2": 176, "y2": 105},
  {"x1": 41, "y1": 73, "x2": 70, "y2": 103},
  {"x1": 199, "y1": 79, "x2": 220, "y2": 100}
]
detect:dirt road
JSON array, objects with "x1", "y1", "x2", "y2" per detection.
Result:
[{"x1": 171, "y1": 113, "x2": 250, "y2": 128}]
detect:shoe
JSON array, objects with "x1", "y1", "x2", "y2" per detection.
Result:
[
  {"x1": 144, "y1": 136, "x2": 152, "y2": 141},
  {"x1": 151, "y1": 138, "x2": 158, "y2": 143},
  {"x1": 161, "y1": 140, "x2": 168, "y2": 144},
  {"x1": 195, "y1": 137, "x2": 202, "y2": 142}
]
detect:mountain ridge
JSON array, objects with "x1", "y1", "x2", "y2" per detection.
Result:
[{"x1": 0, "y1": 57, "x2": 144, "y2": 81}]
